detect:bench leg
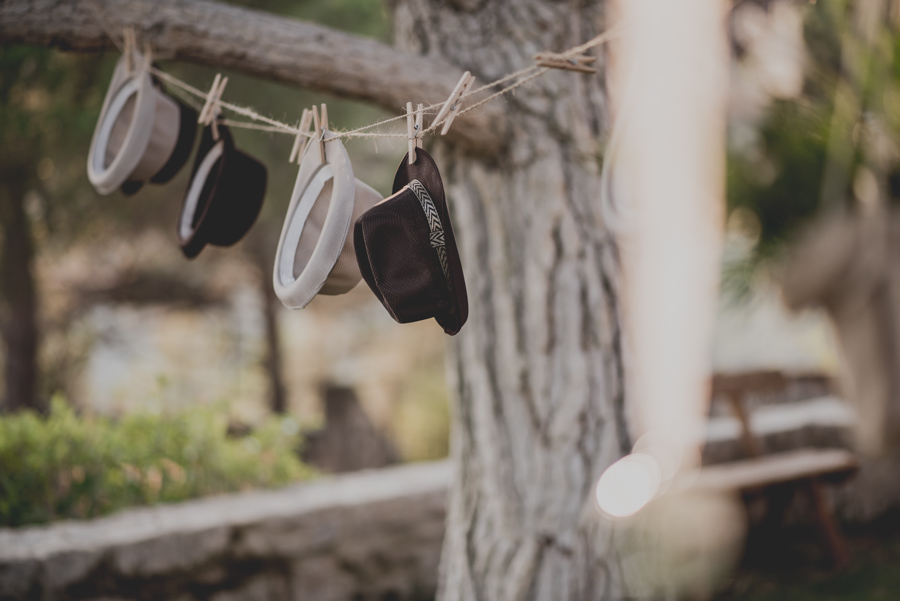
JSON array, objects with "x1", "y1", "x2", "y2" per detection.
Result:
[{"x1": 804, "y1": 478, "x2": 850, "y2": 569}]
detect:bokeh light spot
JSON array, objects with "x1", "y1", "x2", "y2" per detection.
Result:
[{"x1": 595, "y1": 453, "x2": 662, "y2": 518}]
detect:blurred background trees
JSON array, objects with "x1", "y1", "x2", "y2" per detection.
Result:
[
  {"x1": 726, "y1": 0, "x2": 900, "y2": 286},
  {"x1": 0, "y1": 47, "x2": 103, "y2": 412}
]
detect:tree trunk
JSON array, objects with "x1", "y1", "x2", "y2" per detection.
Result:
[
  {"x1": 0, "y1": 178, "x2": 42, "y2": 413},
  {"x1": 247, "y1": 234, "x2": 288, "y2": 415},
  {"x1": 259, "y1": 269, "x2": 288, "y2": 415},
  {"x1": 393, "y1": 2, "x2": 630, "y2": 598}
]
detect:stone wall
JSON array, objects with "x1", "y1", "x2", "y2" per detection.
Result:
[
  {"x1": 0, "y1": 461, "x2": 451, "y2": 601},
  {"x1": 2, "y1": 446, "x2": 899, "y2": 601}
]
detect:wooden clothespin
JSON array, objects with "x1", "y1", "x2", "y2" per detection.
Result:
[
  {"x1": 415, "y1": 103, "x2": 424, "y2": 150},
  {"x1": 198, "y1": 73, "x2": 228, "y2": 140},
  {"x1": 406, "y1": 102, "x2": 417, "y2": 164},
  {"x1": 142, "y1": 41, "x2": 154, "y2": 71},
  {"x1": 289, "y1": 109, "x2": 314, "y2": 164},
  {"x1": 534, "y1": 52, "x2": 598, "y2": 74},
  {"x1": 406, "y1": 102, "x2": 424, "y2": 164},
  {"x1": 433, "y1": 71, "x2": 476, "y2": 136},
  {"x1": 123, "y1": 27, "x2": 137, "y2": 74},
  {"x1": 312, "y1": 104, "x2": 328, "y2": 162}
]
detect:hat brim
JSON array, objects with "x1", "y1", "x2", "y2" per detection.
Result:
[
  {"x1": 91, "y1": 56, "x2": 198, "y2": 197},
  {"x1": 120, "y1": 93, "x2": 198, "y2": 195},
  {"x1": 87, "y1": 52, "x2": 157, "y2": 195},
  {"x1": 354, "y1": 185, "x2": 454, "y2": 325},
  {"x1": 178, "y1": 124, "x2": 266, "y2": 259},
  {"x1": 391, "y1": 149, "x2": 468, "y2": 335},
  {"x1": 273, "y1": 131, "x2": 377, "y2": 308}
]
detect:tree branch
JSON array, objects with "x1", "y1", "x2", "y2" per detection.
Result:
[{"x1": 0, "y1": 0, "x2": 506, "y2": 154}]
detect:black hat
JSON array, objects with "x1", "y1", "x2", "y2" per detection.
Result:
[
  {"x1": 177, "y1": 123, "x2": 267, "y2": 258},
  {"x1": 354, "y1": 149, "x2": 468, "y2": 335}
]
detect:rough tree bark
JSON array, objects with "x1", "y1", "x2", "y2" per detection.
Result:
[
  {"x1": 0, "y1": 0, "x2": 630, "y2": 597},
  {"x1": 392, "y1": 3, "x2": 629, "y2": 599}
]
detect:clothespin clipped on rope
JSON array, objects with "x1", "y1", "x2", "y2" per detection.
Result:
[
  {"x1": 433, "y1": 71, "x2": 476, "y2": 136},
  {"x1": 141, "y1": 41, "x2": 154, "y2": 71},
  {"x1": 320, "y1": 104, "x2": 328, "y2": 161},
  {"x1": 311, "y1": 104, "x2": 328, "y2": 162},
  {"x1": 198, "y1": 73, "x2": 229, "y2": 141},
  {"x1": 534, "y1": 52, "x2": 598, "y2": 74},
  {"x1": 123, "y1": 27, "x2": 137, "y2": 74},
  {"x1": 289, "y1": 108, "x2": 314, "y2": 164},
  {"x1": 415, "y1": 104, "x2": 424, "y2": 149},
  {"x1": 406, "y1": 102, "x2": 424, "y2": 164}
]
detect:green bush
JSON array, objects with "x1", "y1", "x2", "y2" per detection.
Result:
[{"x1": 0, "y1": 398, "x2": 314, "y2": 527}]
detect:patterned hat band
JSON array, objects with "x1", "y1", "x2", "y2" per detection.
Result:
[
  {"x1": 408, "y1": 179, "x2": 454, "y2": 305},
  {"x1": 354, "y1": 147, "x2": 468, "y2": 335}
]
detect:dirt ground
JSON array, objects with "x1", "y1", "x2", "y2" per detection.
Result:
[{"x1": 714, "y1": 511, "x2": 900, "y2": 601}]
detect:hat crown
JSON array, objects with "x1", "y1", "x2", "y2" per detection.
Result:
[
  {"x1": 177, "y1": 124, "x2": 267, "y2": 258},
  {"x1": 272, "y1": 130, "x2": 380, "y2": 309},
  {"x1": 354, "y1": 185, "x2": 451, "y2": 322},
  {"x1": 354, "y1": 149, "x2": 468, "y2": 335}
]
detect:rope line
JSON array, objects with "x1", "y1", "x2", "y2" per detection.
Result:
[
  {"x1": 150, "y1": 67, "x2": 306, "y2": 135},
  {"x1": 90, "y1": 16, "x2": 625, "y2": 143},
  {"x1": 427, "y1": 67, "x2": 550, "y2": 133}
]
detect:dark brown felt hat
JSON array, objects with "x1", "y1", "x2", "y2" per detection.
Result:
[
  {"x1": 177, "y1": 123, "x2": 267, "y2": 258},
  {"x1": 354, "y1": 149, "x2": 468, "y2": 335}
]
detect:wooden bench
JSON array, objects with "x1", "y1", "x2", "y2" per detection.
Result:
[{"x1": 696, "y1": 371, "x2": 858, "y2": 568}]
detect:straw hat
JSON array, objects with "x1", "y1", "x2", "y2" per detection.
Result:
[
  {"x1": 273, "y1": 131, "x2": 381, "y2": 309},
  {"x1": 87, "y1": 51, "x2": 196, "y2": 195}
]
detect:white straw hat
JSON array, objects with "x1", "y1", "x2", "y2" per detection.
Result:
[
  {"x1": 87, "y1": 51, "x2": 195, "y2": 195},
  {"x1": 273, "y1": 131, "x2": 381, "y2": 309}
]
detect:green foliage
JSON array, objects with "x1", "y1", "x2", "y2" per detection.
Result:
[
  {"x1": 0, "y1": 398, "x2": 314, "y2": 527},
  {"x1": 727, "y1": 2, "x2": 900, "y2": 253},
  {"x1": 722, "y1": 1, "x2": 899, "y2": 293},
  {"x1": 0, "y1": 46, "x2": 114, "y2": 242},
  {"x1": 725, "y1": 7, "x2": 837, "y2": 260},
  {"x1": 241, "y1": 0, "x2": 393, "y2": 43},
  {"x1": 727, "y1": 99, "x2": 831, "y2": 259}
]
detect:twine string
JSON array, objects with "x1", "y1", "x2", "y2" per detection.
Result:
[{"x1": 89, "y1": 13, "x2": 624, "y2": 143}]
